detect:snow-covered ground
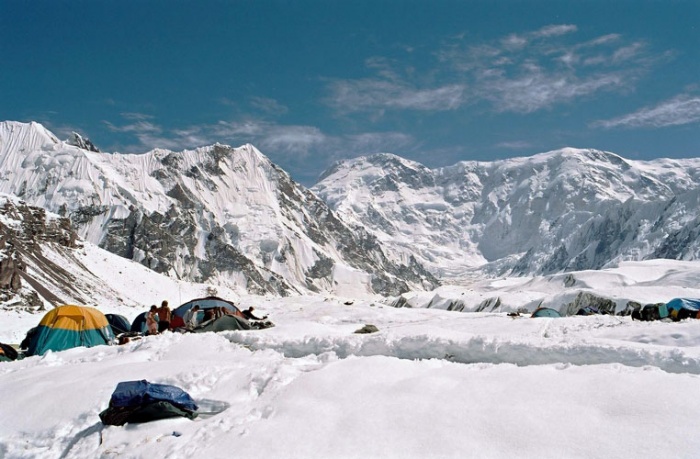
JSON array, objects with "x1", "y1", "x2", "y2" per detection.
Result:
[{"x1": 2, "y1": 252, "x2": 700, "y2": 458}]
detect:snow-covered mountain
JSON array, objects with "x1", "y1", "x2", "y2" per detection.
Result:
[
  {"x1": 313, "y1": 149, "x2": 700, "y2": 278},
  {"x1": 0, "y1": 122, "x2": 437, "y2": 297}
]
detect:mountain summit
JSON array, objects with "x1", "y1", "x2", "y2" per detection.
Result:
[
  {"x1": 313, "y1": 148, "x2": 700, "y2": 277},
  {"x1": 0, "y1": 121, "x2": 437, "y2": 296}
]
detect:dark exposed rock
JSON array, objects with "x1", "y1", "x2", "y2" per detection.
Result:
[
  {"x1": 306, "y1": 252, "x2": 335, "y2": 280},
  {"x1": 0, "y1": 198, "x2": 80, "y2": 307},
  {"x1": 354, "y1": 324, "x2": 379, "y2": 334},
  {"x1": 563, "y1": 274, "x2": 576, "y2": 287},
  {"x1": 71, "y1": 204, "x2": 109, "y2": 225},
  {"x1": 563, "y1": 291, "x2": 617, "y2": 316},
  {"x1": 68, "y1": 132, "x2": 100, "y2": 152},
  {"x1": 475, "y1": 297, "x2": 501, "y2": 312}
]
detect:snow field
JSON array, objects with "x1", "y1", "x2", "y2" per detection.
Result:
[{"x1": 3, "y1": 297, "x2": 700, "y2": 458}]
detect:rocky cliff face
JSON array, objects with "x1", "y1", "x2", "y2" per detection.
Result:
[{"x1": 0, "y1": 195, "x2": 78, "y2": 308}]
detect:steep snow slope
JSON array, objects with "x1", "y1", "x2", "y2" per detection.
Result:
[
  {"x1": 0, "y1": 122, "x2": 437, "y2": 297},
  {"x1": 313, "y1": 149, "x2": 700, "y2": 277}
]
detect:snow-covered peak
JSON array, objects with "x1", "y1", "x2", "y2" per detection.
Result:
[
  {"x1": 0, "y1": 121, "x2": 60, "y2": 157},
  {"x1": 0, "y1": 121, "x2": 436, "y2": 296},
  {"x1": 314, "y1": 146, "x2": 700, "y2": 278}
]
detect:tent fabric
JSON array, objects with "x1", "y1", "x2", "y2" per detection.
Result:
[
  {"x1": 20, "y1": 327, "x2": 38, "y2": 351},
  {"x1": 665, "y1": 298, "x2": 700, "y2": 312},
  {"x1": 171, "y1": 296, "x2": 244, "y2": 329},
  {"x1": 194, "y1": 315, "x2": 251, "y2": 333},
  {"x1": 26, "y1": 305, "x2": 114, "y2": 356},
  {"x1": 531, "y1": 307, "x2": 562, "y2": 318},
  {"x1": 106, "y1": 314, "x2": 131, "y2": 336},
  {"x1": 130, "y1": 312, "x2": 148, "y2": 333},
  {"x1": 0, "y1": 343, "x2": 18, "y2": 361},
  {"x1": 100, "y1": 380, "x2": 198, "y2": 426}
]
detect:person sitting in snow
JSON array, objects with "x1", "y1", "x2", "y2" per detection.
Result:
[
  {"x1": 184, "y1": 305, "x2": 201, "y2": 330},
  {"x1": 242, "y1": 306, "x2": 267, "y2": 321},
  {"x1": 146, "y1": 305, "x2": 159, "y2": 335}
]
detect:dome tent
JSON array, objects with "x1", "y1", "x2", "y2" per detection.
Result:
[
  {"x1": 130, "y1": 312, "x2": 149, "y2": 333},
  {"x1": 106, "y1": 313, "x2": 132, "y2": 336},
  {"x1": 665, "y1": 298, "x2": 700, "y2": 320},
  {"x1": 170, "y1": 296, "x2": 244, "y2": 329},
  {"x1": 26, "y1": 305, "x2": 114, "y2": 356},
  {"x1": 531, "y1": 307, "x2": 562, "y2": 318}
]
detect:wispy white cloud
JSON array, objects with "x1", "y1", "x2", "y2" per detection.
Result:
[
  {"x1": 433, "y1": 24, "x2": 659, "y2": 114},
  {"x1": 103, "y1": 113, "x2": 417, "y2": 168},
  {"x1": 211, "y1": 120, "x2": 326, "y2": 156},
  {"x1": 104, "y1": 119, "x2": 161, "y2": 134},
  {"x1": 249, "y1": 97, "x2": 289, "y2": 116},
  {"x1": 495, "y1": 140, "x2": 533, "y2": 150},
  {"x1": 120, "y1": 112, "x2": 155, "y2": 121},
  {"x1": 593, "y1": 94, "x2": 700, "y2": 128},
  {"x1": 500, "y1": 24, "x2": 578, "y2": 51},
  {"x1": 533, "y1": 24, "x2": 578, "y2": 38},
  {"x1": 326, "y1": 78, "x2": 465, "y2": 113},
  {"x1": 612, "y1": 42, "x2": 645, "y2": 63},
  {"x1": 327, "y1": 24, "x2": 661, "y2": 117},
  {"x1": 481, "y1": 69, "x2": 626, "y2": 113},
  {"x1": 260, "y1": 125, "x2": 327, "y2": 155}
]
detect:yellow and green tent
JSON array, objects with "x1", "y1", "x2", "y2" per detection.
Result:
[{"x1": 26, "y1": 305, "x2": 114, "y2": 356}]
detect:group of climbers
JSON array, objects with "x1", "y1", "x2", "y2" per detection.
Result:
[{"x1": 143, "y1": 299, "x2": 269, "y2": 335}]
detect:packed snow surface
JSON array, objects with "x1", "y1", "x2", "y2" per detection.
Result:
[{"x1": 2, "y1": 255, "x2": 700, "y2": 458}]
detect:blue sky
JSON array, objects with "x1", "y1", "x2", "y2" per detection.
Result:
[{"x1": 2, "y1": 1, "x2": 699, "y2": 186}]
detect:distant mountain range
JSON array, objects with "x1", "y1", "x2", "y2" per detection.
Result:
[
  {"x1": 1, "y1": 120, "x2": 699, "y2": 302},
  {"x1": 313, "y1": 149, "x2": 700, "y2": 278}
]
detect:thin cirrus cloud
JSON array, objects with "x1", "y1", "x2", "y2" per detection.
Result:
[
  {"x1": 480, "y1": 70, "x2": 626, "y2": 114},
  {"x1": 214, "y1": 120, "x2": 326, "y2": 156},
  {"x1": 495, "y1": 140, "x2": 533, "y2": 150},
  {"x1": 102, "y1": 115, "x2": 415, "y2": 167},
  {"x1": 325, "y1": 78, "x2": 466, "y2": 113},
  {"x1": 593, "y1": 95, "x2": 700, "y2": 129},
  {"x1": 214, "y1": 120, "x2": 415, "y2": 160},
  {"x1": 323, "y1": 24, "x2": 661, "y2": 117},
  {"x1": 249, "y1": 97, "x2": 289, "y2": 116},
  {"x1": 433, "y1": 25, "x2": 657, "y2": 113},
  {"x1": 103, "y1": 116, "x2": 186, "y2": 151}
]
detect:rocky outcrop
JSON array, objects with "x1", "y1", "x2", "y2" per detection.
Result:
[
  {"x1": 68, "y1": 132, "x2": 100, "y2": 152},
  {"x1": 0, "y1": 197, "x2": 79, "y2": 308},
  {"x1": 562, "y1": 291, "x2": 617, "y2": 316}
]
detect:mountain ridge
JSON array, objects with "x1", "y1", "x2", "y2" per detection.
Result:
[
  {"x1": 4, "y1": 119, "x2": 700, "y2": 288},
  {"x1": 0, "y1": 121, "x2": 438, "y2": 297},
  {"x1": 313, "y1": 147, "x2": 700, "y2": 277}
]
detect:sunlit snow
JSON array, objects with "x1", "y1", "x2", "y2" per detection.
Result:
[{"x1": 2, "y1": 244, "x2": 700, "y2": 458}]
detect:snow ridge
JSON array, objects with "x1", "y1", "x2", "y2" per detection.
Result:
[
  {"x1": 0, "y1": 122, "x2": 437, "y2": 297},
  {"x1": 313, "y1": 148, "x2": 700, "y2": 277}
]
